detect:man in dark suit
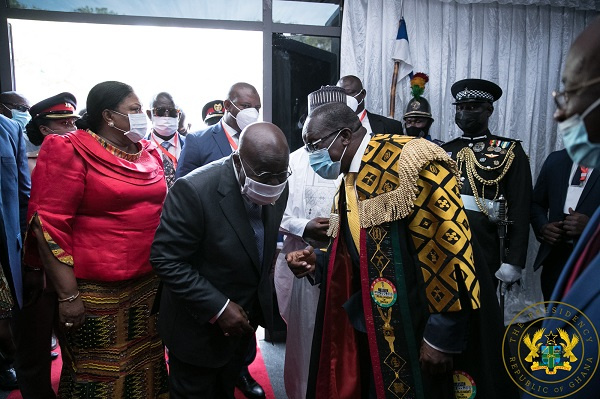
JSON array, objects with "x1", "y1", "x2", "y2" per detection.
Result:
[
  {"x1": 176, "y1": 83, "x2": 260, "y2": 178},
  {"x1": 337, "y1": 75, "x2": 404, "y2": 135},
  {"x1": 150, "y1": 122, "x2": 289, "y2": 399},
  {"x1": 145, "y1": 92, "x2": 186, "y2": 189},
  {"x1": 0, "y1": 114, "x2": 30, "y2": 390},
  {"x1": 522, "y1": 16, "x2": 600, "y2": 399},
  {"x1": 531, "y1": 149, "x2": 599, "y2": 299}
]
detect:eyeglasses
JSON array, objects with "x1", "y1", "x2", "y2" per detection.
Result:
[
  {"x1": 1, "y1": 102, "x2": 30, "y2": 112},
  {"x1": 152, "y1": 107, "x2": 180, "y2": 118},
  {"x1": 304, "y1": 128, "x2": 344, "y2": 153},
  {"x1": 553, "y1": 75, "x2": 600, "y2": 110},
  {"x1": 239, "y1": 154, "x2": 292, "y2": 183}
]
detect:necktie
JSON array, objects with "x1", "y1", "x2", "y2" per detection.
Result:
[
  {"x1": 345, "y1": 172, "x2": 361, "y2": 253},
  {"x1": 248, "y1": 203, "x2": 264, "y2": 265},
  {"x1": 161, "y1": 141, "x2": 172, "y2": 151},
  {"x1": 571, "y1": 166, "x2": 582, "y2": 186}
]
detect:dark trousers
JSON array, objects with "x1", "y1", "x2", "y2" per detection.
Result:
[
  {"x1": 169, "y1": 334, "x2": 251, "y2": 399},
  {"x1": 12, "y1": 290, "x2": 57, "y2": 399},
  {"x1": 240, "y1": 334, "x2": 257, "y2": 377}
]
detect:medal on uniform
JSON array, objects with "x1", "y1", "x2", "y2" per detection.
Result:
[
  {"x1": 494, "y1": 142, "x2": 502, "y2": 152},
  {"x1": 500, "y1": 141, "x2": 509, "y2": 154},
  {"x1": 493, "y1": 160, "x2": 500, "y2": 166},
  {"x1": 473, "y1": 142, "x2": 485, "y2": 152},
  {"x1": 487, "y1": 139, "x2": 495, "y2": 152},
  {"x1": 479, "y1": 157, "x2": 486, "y2": 163}
]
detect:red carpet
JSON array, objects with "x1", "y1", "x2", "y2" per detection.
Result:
[{"x1": 7, "y1": 346, "x2": 274, "y2": 399}]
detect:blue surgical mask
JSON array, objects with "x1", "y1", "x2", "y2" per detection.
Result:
[
  {"x1": 559, "y1": 97, "x2": 600, "y2": 168},
  {"x1": 11, "y1": 109, "x2": 31, "y2": 131},
  {"x1": 308, "y1": 130, "x2": 347, "y2": 179}
]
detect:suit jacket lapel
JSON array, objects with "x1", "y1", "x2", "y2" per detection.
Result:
[
  {"x1": 213, "y1": 123, "x2": 234, "y2": 158},
  {"x1": 559, "y1": 155, "x2": 573, "y2": 210},
  {"x1": 218, "y1": 157, "x2": 261, "y2": 270},
  {"x1": 577, "y1": 168, "x2": 599, "y2": 208}
]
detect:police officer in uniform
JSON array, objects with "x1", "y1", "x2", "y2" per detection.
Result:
[
  {"x1": 443, "y1": 79, "x2": 532, "y2": 290},
  {"x1": 202, "y1": 100, "x2": 225, "y2": 127}
]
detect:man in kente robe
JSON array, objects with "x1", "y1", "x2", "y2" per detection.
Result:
[{"x1": 287, "y1": 102, "x2": 516, "y2": 399}]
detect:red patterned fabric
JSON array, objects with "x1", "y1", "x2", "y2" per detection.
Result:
[{"x1": 24, "y1": 129, "x2": 166, "y2": 281}]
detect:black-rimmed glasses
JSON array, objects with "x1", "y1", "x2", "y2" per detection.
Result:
[
  {"x1": 553, "y1": 75, "x2": 600, "y2": 110},
  {"x1": 304, "y1": 128, "x2": 344, "y2": 153}
]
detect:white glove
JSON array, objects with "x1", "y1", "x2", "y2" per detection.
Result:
[{"x1": 495, "y1": 263, "x2": 522, "y2": 284}]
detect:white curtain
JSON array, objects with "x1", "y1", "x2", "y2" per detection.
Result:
[
  {"x1": 341, "y1": 0, "x2": 598, "y2": 321},
  {"x1": 341, "y1": 0, "x2": 598, "y2": 176}
]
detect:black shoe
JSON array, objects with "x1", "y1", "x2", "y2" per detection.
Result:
[
  {"x1": 0, "y1": 366, "x2": 18, "y2": 391},
  {"x1": 51, "y1": 351, "x2": 59, "y2": 360},
  {"x1": 235, "y1": 374, "x2": 265, "y2": 399}
]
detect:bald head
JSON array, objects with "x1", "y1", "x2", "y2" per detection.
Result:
[
  {"x1": 337, "y1": 75, "x2": 366, "y2": 114},
  {"x1": 557, "y1": 16, "x2": 600, "y2": 142},
  {"x1": 224, "y1": 82, "x2": 261, "y2": 132},
  {"x1": 237, "y1": 122, "x2": 289, "y2": 184}
]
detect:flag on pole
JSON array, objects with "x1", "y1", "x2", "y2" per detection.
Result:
[
  {"x1": 392, "y1": 17, "x2": 414, "y2": 81},
  {"x1": 389, "y1": 17, "x2": 414, "y2": 117}
]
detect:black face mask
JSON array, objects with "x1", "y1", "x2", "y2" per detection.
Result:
[
  {"x1": 405, "y1": 126, "x2": 428, "y2": 138},
  {"x1": 455, "y1": 110, "x2": 486, "y2": 134}
]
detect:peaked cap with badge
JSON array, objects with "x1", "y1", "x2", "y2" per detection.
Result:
[
  {"x1": 442, "y1": 78, "x2": 532, "y2": 279},
  {"x1": 29, "y1": 92, "x2": 78, "y2": 120},
  {"x1": 201, "y1": 100, "x2": 225, "y2": 125},
  {"x1": 451, "y1": 78, "x2": 503, "y2": 104}
]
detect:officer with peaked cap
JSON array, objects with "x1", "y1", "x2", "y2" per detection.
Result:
[
  {"x1": 25, "y1": 92, "x2": 78, "y2": 171},
  {"x1": 202, "y1": 100, "x2": 225, "y2": 127},
  {"x1": 442, "y1": 79, "x2": 532, "y2": 295}
]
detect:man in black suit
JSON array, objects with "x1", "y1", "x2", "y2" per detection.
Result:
[
  {"x1": 337, "y1": 75, "x2": 404, "y2": 135},
  {"x1": 150, "y1": 122, "x2": 289, "y2": 399},
  {"x1": 176, "y1": 82, "x2": 260, "y2": 178},
  {"x1": 531, "y1": 149, "x2": 599, "y2": 299}
]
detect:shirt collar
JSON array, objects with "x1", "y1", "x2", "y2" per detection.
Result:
[{"x1": 349, "y1": 131, "x2": 370, "y2": 174}]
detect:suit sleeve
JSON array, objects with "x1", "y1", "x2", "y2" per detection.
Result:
[
  {"x1": 175, "y1": 133, "x2": 203, "y2": 179},
  {"x1": 530, "y1": 154, "x2": 551, "y2": 238},
  {"x1": 150, "y1": 177, "x2": 228, "y2": 324},
  {"x1": 505, "y1": 143, "x2": 533, "y2": 266}
]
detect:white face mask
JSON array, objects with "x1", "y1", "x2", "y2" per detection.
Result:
[
  {"x1": 152, "y1": 116, "x2": 178, "y2": 137},
  {"x1": 238, "y1": 157, "x2": 286, "y2": 205},
  {"x1": 230, "y1": 101, "x2": 260, "y2": 131},
  {"x1": 346, "y1": 95, "x2": 359, "y2": 113},
  {"x1": 111, "y1": 111, "x2": 148, "y2": 143}
]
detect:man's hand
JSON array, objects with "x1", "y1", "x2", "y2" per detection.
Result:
[
  {"x1": 419, "y1": 341, "x2": 453, "y2": 376},
  {"x1": 540, "y1": 221, "x2": 565, "y2": 244},
  {"x1": 302, "y1": 217, "x2": 330, "y2": 242},
  {"x1": 286, "y1": 246, "x2": 316, "y2": 278},
  {"x1": 563, "y1": 208, "x2": 589, "y2": 237},
  {"x1": 217, "y1": 301, "x2": 254, "y2": 337}
]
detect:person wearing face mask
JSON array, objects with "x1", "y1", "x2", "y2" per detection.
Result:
[
  {"x1": 24, "y1": 92, "x2": 79, "y2": 172},
  {"x1": 522, "y1": 17, "x2": 600, "y2": 399},
  {"x1": 337, "y1": 75, "x2": 403, "y2": 135},
  {"x1": 0, "y1": 91, "x2": 37, "y2": 166},
  {"x1": 176, "y1": 83, "x2": 266, "y2": 399},
  {"x1": 286, "y1": 102, "x2": 512, "y2": 399},
  {"x1": 151, "y1": 122, "x2": 289, "y2": 399},
  {"x1": 402, "y1": 73, "x2": 444, "y2": 145},
  {"x1": 20, "y1": 80, "x2": 168, "y2": 397},
  {"x1": 0, "y1": 112, "x2": 30, "y2": 392},
  {"x1": 442, "y1": 79, "x2": 532, "y2": 295},
  {"x1": 176, "y1": 82, "x2": 261, "y2": 179},
  {"x1": 146, "y1": 92, "x2": 186, "y2": 189}
]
